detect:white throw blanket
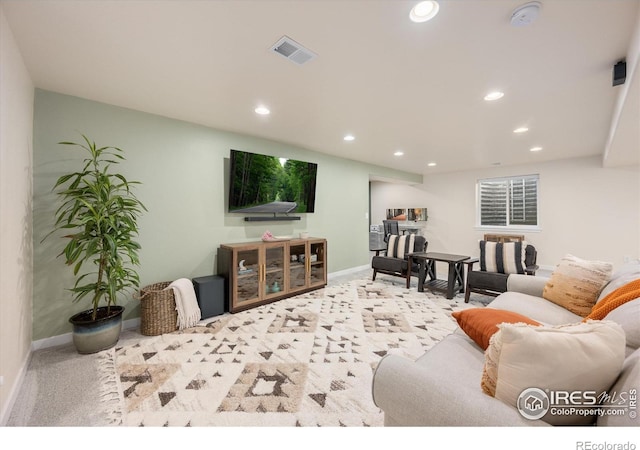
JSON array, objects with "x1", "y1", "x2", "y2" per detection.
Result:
[{"x1": 166, "y1": 278, "x2": 201, "y2": 330}]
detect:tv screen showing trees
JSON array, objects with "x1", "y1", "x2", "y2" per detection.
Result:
[{"x1": 228, "y1": 149, "x2": 317, "y2": 214}]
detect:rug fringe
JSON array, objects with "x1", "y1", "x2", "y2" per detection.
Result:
[{"x1": 97, "y1": 348, "x2": 125, "y2": 425}]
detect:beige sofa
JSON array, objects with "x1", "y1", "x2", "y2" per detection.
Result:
[{"x1": 371, "y1": 263, "x2": 640, "y2": 426}]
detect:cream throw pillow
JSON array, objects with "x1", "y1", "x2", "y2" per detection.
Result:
[
  {"x1": 481, "y1": 320, "x2": 625, "y2": 426},
  {"x1": 543, "y1": 254, "x2": 613, "y2": 317}
]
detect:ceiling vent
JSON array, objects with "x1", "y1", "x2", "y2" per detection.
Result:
[{"x1": 271, "y1": 36, "x2": 317, "y2": 65}]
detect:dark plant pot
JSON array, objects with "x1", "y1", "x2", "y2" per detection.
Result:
[{"x1": 69, "y1": 305, "x2": 125, "y2": 354}]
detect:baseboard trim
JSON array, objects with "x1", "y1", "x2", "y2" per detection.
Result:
[
  {"x1": 328, "y1": 264, "x2": 370, "y2": 280},
  {"x1": 0, "y1": 350, "x2": 31, "y2": 426},
  {"x1": 31, "y1": 317, "x2": 141, "y2": 352}
]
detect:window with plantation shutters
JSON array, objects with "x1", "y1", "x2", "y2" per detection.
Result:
[{"x1": 477, "y1": 175, "x2": 539, "y2": 228}]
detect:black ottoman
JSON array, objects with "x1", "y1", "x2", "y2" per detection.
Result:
[{"x1": 192, "y1": 275, "x2": 227, "y2": 319}]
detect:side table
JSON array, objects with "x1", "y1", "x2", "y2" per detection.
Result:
[{"x1": 409, "y1": 252, "x2": 470, "y2": 299}]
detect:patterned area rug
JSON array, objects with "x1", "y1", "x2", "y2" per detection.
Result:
[{"x1": 99, "y1": 277, "x2": 485, "y2": 426}]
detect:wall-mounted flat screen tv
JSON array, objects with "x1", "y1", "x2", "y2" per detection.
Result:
[{"x1": 228, "y1": 149, "x2": 318, "y2": 214}]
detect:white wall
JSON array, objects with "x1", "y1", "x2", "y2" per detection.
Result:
[
  {"x1": 0, "y1": 5, "x2": 34, "y2": 424},
  {"x1": 371, "y1": 156, "x2": 640, "y2": 270},
  {"x1": 604, "y1": 4, "x2": 640, "y2": 167}
]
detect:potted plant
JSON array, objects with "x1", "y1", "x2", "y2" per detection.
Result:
[{"x1": 45, "y1": 134, "x2": 146, "y2": 354}]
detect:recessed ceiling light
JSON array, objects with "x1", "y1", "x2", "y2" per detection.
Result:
[
  {"x1": 343, "y1": 134, "x2": 355, "y2": 141},
  {"x1": 394, "y1": 151, "x2": 404, "y2": 156},
  {"x1": 484, "y1": 91, "x2": 505, "y2": 101},
  {"x1": 530, "y1": 146, "x2": 543, "y2": 152},
  {"x1": 254, "y1": 106, "x2": 270, "y2": 115},
  {"x1": 410, "y1": 1, "x2": 440, "y2": 23},
  {"x1": 513, "y1": 127, "x2": 529, "y2": 133},
  {"x1": 427, "y1": 162, "x2": 437, "y2": 167}
]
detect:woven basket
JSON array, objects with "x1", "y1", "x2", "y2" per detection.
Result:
[{"x1": 138, "y1": 281, "x2": 178, "y2": 336}]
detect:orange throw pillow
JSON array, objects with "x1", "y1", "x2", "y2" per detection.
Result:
[
  {"x1": 584, "y1": 279, "x2": 640, "y2": 321},
  {"x1": 452, "y1": 308, "x2": 541, "y2": 350}
]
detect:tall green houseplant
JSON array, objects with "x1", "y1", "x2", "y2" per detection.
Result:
[{"x1": 48, "y1": 134, "x2": 146, "y2": 331}]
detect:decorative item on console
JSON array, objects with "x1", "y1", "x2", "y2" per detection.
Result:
[
  {"x1": 261, "y1": 230, "x2": 291, "y2": 241},
  {"x1": 238, "y1": 259, "x2": 253, "y2": 274},
  {"x1": 262, "y1": 230, "x2": 275, "y2": 241}
]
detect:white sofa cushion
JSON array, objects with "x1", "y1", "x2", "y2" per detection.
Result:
[
  {"x1": 598, "y1": 262, "x2": 640, "y2": 300},
  {"x1": 489, "y1": 291, "x2": 581, "y2": 326},
  {"x1": 594, "y1": 263, "x2": 640, "y2": 353},
  {"x1": 482, "y1": 320, "x2": 626, "y2": 426},
  {"x1": 372, "y1": 332, "x2": 549, "y2": 426},
  {"x1": 600, "y1": 299, "x2": 640, "y2": 354}
]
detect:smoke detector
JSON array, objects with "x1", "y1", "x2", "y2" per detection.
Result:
[
  {"x1": 271, "y1": 36, "x2": 317, "y2": 65},
  {"x1": 510, "y1": 1, "x2": 541, "y2": 27}
]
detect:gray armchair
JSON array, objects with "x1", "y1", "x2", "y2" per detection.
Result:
[
  {"x1": 372, "y1": 234, "x2": 428, "y2": 288},
  {"x1": 382, "y1": 219, "x2": 400, "y2": 242},
  {"x1": 464, "y1": 242, "x2": 538, "y2": 303}
]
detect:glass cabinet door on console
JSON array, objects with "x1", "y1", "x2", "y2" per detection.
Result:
[
  {"x1": 308, "y1": 240, "x2": 326, "y2": 288},
  {"x1": 232, "y1": 245, "x2": 261, "y2": 308},
  {"x1": 287, "y1": 238, "x2": 327, "y2": 292},
  {"x1": 219, "y1": 241, "x2": 286, "y2": 312},
  {"x1": 264, "y1": 244, "x2": 285, "y2": 299},
  {"x1": 288, "y1": 242, "x2": 307, "y2": 291}
]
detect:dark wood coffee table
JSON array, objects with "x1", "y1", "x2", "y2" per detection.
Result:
[{"x1": 408, "y1": 252, "x2": 470, "y2": 299}]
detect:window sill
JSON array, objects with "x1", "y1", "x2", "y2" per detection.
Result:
[{"x1": 474, "y1": 226, "x2": 542, "y2": 233}]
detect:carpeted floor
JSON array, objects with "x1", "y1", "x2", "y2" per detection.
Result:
[
  {"x1": 98, "y1": 277, "x2": 487, "y2": 426},
  {"x1": 7, "y1": 271, "x2": 628, "y2": 448}
]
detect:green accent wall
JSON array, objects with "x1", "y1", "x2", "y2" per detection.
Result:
[{"x1": 32, "y1": 89, "x2": 421, "y2": 340}]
